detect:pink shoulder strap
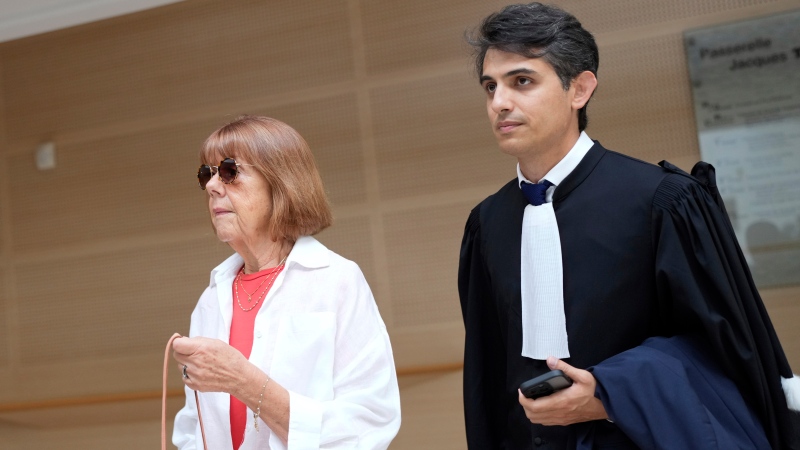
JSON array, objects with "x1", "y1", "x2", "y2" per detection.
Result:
[{"x1": 163, "y1": 333, "x2": 208, "y2": 450}]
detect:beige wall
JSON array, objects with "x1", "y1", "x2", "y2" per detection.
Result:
[{"x1": 0, "y1": 0, "x2": 798, "y2": 448}]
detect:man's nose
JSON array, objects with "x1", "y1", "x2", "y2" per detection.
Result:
[{"x1": 490, "y1": 86, "x2": 512, "y2": 113}]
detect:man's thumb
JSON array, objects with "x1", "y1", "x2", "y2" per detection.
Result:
[{"x1": 547, "y1": 356, "x2": 576, "y2": 377}]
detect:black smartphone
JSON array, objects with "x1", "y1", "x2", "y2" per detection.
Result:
[{"x1": 520, "y1": 369, "x2": 573, "y2": 399}]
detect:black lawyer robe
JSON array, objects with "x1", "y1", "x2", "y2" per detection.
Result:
[{"x1": 458, "y1": 142, "x2": 799, "y2": 449}]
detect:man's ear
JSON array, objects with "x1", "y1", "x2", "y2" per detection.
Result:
[{"x1": 571, "y1": 71, "x2": 598, "y2": 110}]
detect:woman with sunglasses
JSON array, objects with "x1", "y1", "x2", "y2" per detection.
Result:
[{"x1": 171, "y1": 115, "x2": 401, "y2": 449}]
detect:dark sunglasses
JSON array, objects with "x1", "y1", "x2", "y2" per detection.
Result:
[{"x1": 197, "y1": 158, "x2": 253, "y2": 190}]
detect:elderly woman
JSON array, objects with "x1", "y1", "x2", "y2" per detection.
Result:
[{"x1": 172, "y1": 116, "x2": 401, "y2": 449}]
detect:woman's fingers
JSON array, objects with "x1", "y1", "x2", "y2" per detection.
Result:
[
  {"x1": 171, "y1": 337, "x2": 248, "y2": 394},
  {"x1": 172, "y1": 336, "x2": 204, "y2": 356}
]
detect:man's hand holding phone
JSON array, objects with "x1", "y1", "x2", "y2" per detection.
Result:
[
  {"x1": 520, "y1": 369, "x2": 573, "y2": 399},
  {"x1": 517, "y1": 356, "x2": 610, "y2": 426}
]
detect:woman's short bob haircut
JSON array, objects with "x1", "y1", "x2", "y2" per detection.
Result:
[{"x1": 200, "y1": 115, "x2": 333, "y2": 242}]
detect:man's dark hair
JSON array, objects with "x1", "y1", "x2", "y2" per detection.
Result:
[{"x1": 468, "y1": 2, "x2": 599, "y2": 131}]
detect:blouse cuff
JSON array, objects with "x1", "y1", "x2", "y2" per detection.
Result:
[{"x1": 287, "y1": 390, "x2": 323, "y2": 449}]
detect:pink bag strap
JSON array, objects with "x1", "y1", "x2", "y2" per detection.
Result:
[{"x1": 163, "y1": 333, "x2": 208, "y2": 450}]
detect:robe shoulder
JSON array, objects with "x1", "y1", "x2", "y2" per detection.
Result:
[
  {"x1": 652, "y1": 169, "x2": 719, "y2": 214},
  {"x1": 461, "y1": 178, "x2": 522, "y2": 249},
  {"x1": 648, "y1": 166, "x2": 799, "y2": 449},
  {"x1": 474, "y1": 178, "x2": 522, "y2": 216}
]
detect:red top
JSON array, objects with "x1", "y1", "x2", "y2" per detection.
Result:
[{"x1": 229, "y1": 264, "x2": 284, "y2": 449}]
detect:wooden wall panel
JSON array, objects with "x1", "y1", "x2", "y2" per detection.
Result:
[
  {"x1": 588, "y1": 34, "x2": 700, "y2": 163},
  {"x1": 0, "y1": 0, "x2": 355, "y2": 143},
  {"x1": 393, "y1": 371, "x2": 466, "y2": 449},
  {"x1": 8, "y1": 121, "x2": 216, "y2": 254},
  {"x1": 0, "y1": 193, "x2": 4, "y2": 256},
  {"x1": 390, "y1": 322, "x2": 465, "y2": 369},
  {"x1": 361, "y1": 0, "x2": 504, "y2": 75},
  {"x1": 384, "y1": 202, "x2": 472, "y2": 328},
  {"x1": 0, "y1": 59, "x2": 11, "y2": 373},
  {"x1": 0, "y1": 397, "x2": 181, "y2": 429},
  {"x1": 15, "y1": 238, "x2": 230, "y2": 366},
  {"x1": 0, "y1": 420, "x2": 161, "y2": 450},
  {"x1": 557, "y1": 0, "x2": 778, "y2": 34},
  {"x1": 0, "y1": 272, "x2": 6, "y2": 367},
  {"x1": 0, "y1": 353, "x2": 184, "y2": 405},
  {"x1": 371, "y1": 73, "x2": 510, "y2": 200}
]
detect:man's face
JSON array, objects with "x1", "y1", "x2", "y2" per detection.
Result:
[{"x1": 480, "y1": 49, "x2": 579, "y2": 159}]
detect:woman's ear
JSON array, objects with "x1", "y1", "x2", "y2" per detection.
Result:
[{"x1": 571, "y1": 71, "x2": 598, "y2": 110}]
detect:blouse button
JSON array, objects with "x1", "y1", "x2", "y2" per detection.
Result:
[{"x1": 255, "y1": 331, "x2": 263, "y2": 338}]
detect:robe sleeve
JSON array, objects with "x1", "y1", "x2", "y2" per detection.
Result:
[
  {"x1": 651, "y1": 172, "x2": 800, "y2": 449},
  {"x1": 458, "y1": 206, "x2": 508, "y2": 449}
]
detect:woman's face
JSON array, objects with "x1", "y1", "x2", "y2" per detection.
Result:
[{"x1": 204, "y1": 157, "x2": 272, "y2": 247}]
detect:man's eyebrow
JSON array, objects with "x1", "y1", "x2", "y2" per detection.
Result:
[
  {"x1": 479, "y1": 67, "x2": 538, "y2": 85},
  {"x1": 506, "y1": 68, "x2": 537, "y2": 77}
]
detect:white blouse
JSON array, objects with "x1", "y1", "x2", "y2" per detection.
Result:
[{"x1": 173, "y1": 236, "x2": 401, "y2": 449}]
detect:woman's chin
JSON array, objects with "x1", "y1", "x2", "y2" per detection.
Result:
[{"x1": 213, "y1": 228, "x2": 238, "y2": 244}]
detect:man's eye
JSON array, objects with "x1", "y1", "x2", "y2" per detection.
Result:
[
  {"x1": 518, "y1": 78, "x2": 531, "y2": 86},
  {"x1": 485, "y1": 83, "x2": 496, "y2": 93}
]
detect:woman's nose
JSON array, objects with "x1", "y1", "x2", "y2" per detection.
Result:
[{"x1": 204, "y1": 170, "x2": 224, "y2": 194}]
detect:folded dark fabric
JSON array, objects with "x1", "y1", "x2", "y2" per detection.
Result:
[{"x1": 578, "y1": 335, "x2": 770, "y2": 450}]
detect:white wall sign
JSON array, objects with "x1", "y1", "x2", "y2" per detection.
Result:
[{"x1": 685, "y1": 9, "x2": 800, "y2": 288}]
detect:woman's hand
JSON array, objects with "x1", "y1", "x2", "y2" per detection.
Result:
[
  {"x1": 517, "y1": 356, "x2": 608, "y2": 426},
  {"x1": 173, "y1": 336, "x2": 257, "y2": 398},
  {"x1": 173, "y1": 336, "x2": 291, "y2": 442}
]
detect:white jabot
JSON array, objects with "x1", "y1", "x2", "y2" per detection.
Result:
[{"x1": 517, "y1": 131, "x2": 594, "y2": 360}]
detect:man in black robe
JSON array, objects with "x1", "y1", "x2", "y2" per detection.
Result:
[{"x1": 458, "y1": 3, "x2": 800, "y2": 449}]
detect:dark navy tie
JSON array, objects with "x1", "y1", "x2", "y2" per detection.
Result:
[{"x1": 520, "y1": 180, "x2": 554, "y2": 206}]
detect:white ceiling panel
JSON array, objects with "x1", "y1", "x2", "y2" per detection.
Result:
[{"x1": 0, "y1": 0, "x2": 184, "y2": 43}]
